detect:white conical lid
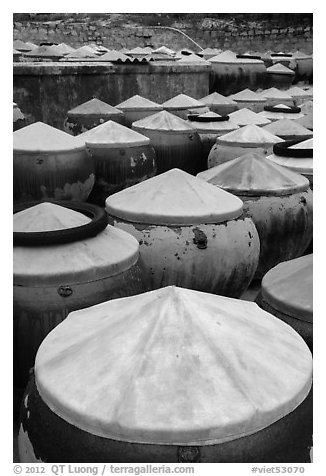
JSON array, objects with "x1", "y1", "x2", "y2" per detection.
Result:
[
  {"x1": 262, "y1": 255, "x2": 312, "y2": 322},
  {"x1": 13, "y1": 202, "x2": 90, "y2": 232},
  {"x1": 290, "y1": 138, "x2": 313, "y2": 149},
  {"x1": 14, "y1": 203, "x2": 139, "y2": 286},
  {"x1": 273, "y1": 104, "x2": 292, "y2": 110},
  {"x1": 127, "y1": 46, "x2": 152, "y2": 54},
  {"x1": 97, "y1": 50, "x2": 130, "y2": 62},
  {"x1": 228, "y1": 108, "x2": 271, "y2": 126},
  {"x1": 106, "y1": 168, "x2": 243, "y2": 225},
  {"x1": 230, "y1": 89, "x2": 266, "y2": 102},
  {"x1": 300, "y1": 100, "x2": 313, "y2": 114},
  {"x1": 188, "y1": 112, "x2": 240, "y2": 134},
  {"x1": 55, "y1": 43, "x2": 76, "y2": 55},
  {"x1": 78, "y1": 120, "x2": 150, "y2": 148},
  {"x1": 13, "y1": 122, "x2": 85, "y2": 153},
  {"x1": 132, "y1": 110, "x2": 196, "y2": 133},
  {"x1": 286, "y1": 86, "x2": 312, "y2": 98},
  {"x1": 259, "y1": 88, "x2": 293, "y2": 100},
  {"x1": 65, "y1": 47, "x2": 97, "y2": 58},
  {"x1": 295, "y1": 114, "x2": 313, "y2": 130},
  {"x1": 163, "y1": 94, "x2": 206, "y2": 110},
  {"x1": 25, "y1": 45, "x2": 63, "y2": 57},
  {"x1": 152, "y1": 46, "x2": 175, "y2": 55},
  {"x1": 216, "y1": 124, "x2": 283, "y2": 147},
  {"x1": 116, "y1": 95, "x2": 162, "y2": 111},
  {"x1": 267, "y1": 63, "x2": 295, "y2": 75},
  {"x1": 35, "y1": 285, "x2": 312, "y2": 445},
  {"x1": 177, "y1": 54, "x2": 210, "y2": 64},
  {"x1": 262, "y1": 119, "x2": 313, "y2": 138},
  {"x1": 197, "y1": 151, "x2": 309, "y2": 196},
  {"x1": 67, "y1": 98, "x2": 123, "y2": 117},
  {"x1": 200, "y1": 91, "x2": 237, "y2": 106},
  {"x1": 209, "y1": 50, "x2": 237, "y2": 62},
  {"x1": 13, "y1": 39, "x2": 32, "y2": 51}
]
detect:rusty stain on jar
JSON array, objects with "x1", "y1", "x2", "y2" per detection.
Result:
[{"x1": 192, "y1": 227, "x2": 208, "y2": 249}]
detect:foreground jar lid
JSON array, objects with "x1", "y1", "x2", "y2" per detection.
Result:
[
  {"x1": 266, "y1": 63, "x2": 295, "y2": 75},
  {"x1": 35, "y1": 285, "x2": 312, "y2": 445},
  {"x1": 262, "y1": 255, "x2": 312, "y2": 323},
  {"x1": 230, "y1": 89, "x2": 267, "y2": 103},
  {"x1": 197, "y1": 151, "x2": 309, "y2": 196},
  {"x1": 13, "y1": 202, "x2": 139, "y2": 286},
  {"x1": 228, "y1": 108, "x2": 271, "y2": 126},
  {"x1": 262, "y1": 119, "x2": 313, "y2": 139},
  {"x1": 67, "y1": 98, "x2": 123, "y2": 118},
  {"x1": 116, "y1": 95, "x2": 162, "y2": 112},
  {"x1": 162, "y1": 94, "x2": 206, "y2": 110},
  {"x1": 132, "y1": 110, "x2": 197, "y2": 133},
  {"x1": 78, "y1": 120, "x2": 150, "y2": 148},
  {"x1": 259, "y1": 87, "x2": 294, "y2": 102},
  {"x1": 106, "y1": 168, "x2": 243, "y2": 225},
  {"x1": 200, "y1": 91, "x2": 237, "y2": 106},
  {"x1": 14, "y1": 122, "x2": 86, "y2": 153},
  {"x1": 216, "y1": 124, "x2": 283, "y2": 148}
]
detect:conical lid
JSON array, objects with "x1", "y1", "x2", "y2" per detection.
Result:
[
  {"x1": 259, "y1": 106, "x2": 304, "y2": 121},
  {"x1": 106, "y1": 168, "x2": 243, "y2": 225},
  {"x1": 197, "y1": 151, "x2": 309, "y2": 196},
  {"x1": 116, "y1": 95, "x2": 162, "y2": 112},
  {"x1": 177, "y1": 54, "x2": 210, "y2": 64},
  {"x1": 55, "y1": 43, "x2": 76, "y2": 54},
  {"x1": 228, "y1": 108, "x2": 271, "y2": 126},
  {"x1": 67, "y1": 98, "x2": 123, "y2": 117},
  {"x1": 188, "y1": 112, "x2": 240, "y2": 134},
  {"x1": 262, "y1": 255, "x2": 313, "y2": 322},
  {"x1": 14, "y1": 203, "x2": 139, "y2": 286},
  {"x1": 13, "y1": 122, "x2": 85, "y2": 153},
  {"x1": 216, "y1": 124, "x2": 283, "y2": 147},
  {"x1": 162, "y1": 94, "x2": 206, "y2": 110},
  {"x1": 259, "y1": 88, "x2": 293, "y2": 100},
  {"x1": 127, "y1": 46, "x2": 152, "y2": 54},
  {"x1": 13, "y1": 39, "x2": 33, "y2": 52},
  {"x1": 65, "y1": 47, "x2": 97, "y2": 59},
  {"x1": 78, "y1": 120, "x2": 150, "y2": 148},
  {"x1": 295, "y1": 114, "x2": 313, "y2": 131},
  {"x1": 25, "y1": 42, "x2": 38, "y2": 50},
  {"x1": 200, "y1": 47, "x2": 222, "y2": 55},
  {"x1": 230, "y1": 89, "x2": 267, "y2": 103},
  {"x1": 290, "y1": 138, "x2": 313, "y2": 150},
  {"x1": 152, "y1": 46, "x2": 175, "y2": 55},
  {"x1": 262, "y1": 119, "x2": 313, "y2": 138},
  {"x1": 300, "y1": 100, "x2": 313, "y2": 114},
  {"x1": 25, "y1": 45, "x2": 63, "y2": 57},
  {"x1": 200, "y1": 91, "x2": 237, "y2": 106},
  {"x1": 209, "y1": 50, "x2": 237, "y2": 62},
  {"x1": 267, "y1": 63, "x2": 295, "y2": 75},
  {"x1": 286, "y1": 86, "x2": 312, "y2": 98},
  {"x1": 97, "y1": 50, "x2": 130, "y2": 62},
  {"x1": 35, "y1": 285, "x2": 312, "y2": 445},
  {"x1": 132, "y1": 110, "x2": 196, "y2": 133}
]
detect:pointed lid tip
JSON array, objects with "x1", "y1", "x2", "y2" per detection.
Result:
[
  {"x1": 230, "y1": 89, "x2": 266, "y2": 102},
  {"x1": 267, "y1": 63, "x2": 295, "y2": 74},
  {"x1": 200, "y1": 91, "x2": 237, "y2": 105},
  {"x1": 197, "y1": 151, "x2": 309, "y2": 196},
  {"x1": 116, "y1": 95, "x2": 162, "y2": 110},
  {"x1": 13, "y1": 202, "x2": 91, "y2": 233},
  {"x1": 68, "y1": 98, "x2": 123, "y2": 116},
  {"x1": 106, "y1": 167, "x2": 244, "y2": 225},
  {"x1": 162, "y1": 93, "x2": 205, "y2": 109},
  {"x1": 80, "y1": 120, "x2": 150, "y2": 147},
  {"x1": 262, "y1": 119, "x2": 313, "y2": 137},
  {"x1": 217, "y1": 124, "x2": 283, "y2": 145},
  {"x1": 132, "y1": 109, "x2": 196, "y2": 132},
  {"x1": 229, "y1": 108, "x2": 271, "y2": 125}
]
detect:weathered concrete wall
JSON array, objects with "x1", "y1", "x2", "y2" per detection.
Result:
[
  {"x1": 13, "y1": 62, "x2": 211, "y2": 129},
  {"x1": 13, "y1": 14, "x2": 313, "y2": 54}
]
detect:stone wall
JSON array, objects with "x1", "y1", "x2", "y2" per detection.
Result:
[{"x1": 13, "y1": 14, "x2": 313, "y2": 54}]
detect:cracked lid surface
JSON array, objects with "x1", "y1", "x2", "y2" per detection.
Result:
[
  {"x1": 262, "y1": 255, "x2": 313, "y2": 323},
  {"x1": 106, "y1": 168, "x2": 243, "y2": 225},
  {"x1": 35, "y1": 285, "x2": 312, "y2": 445}
]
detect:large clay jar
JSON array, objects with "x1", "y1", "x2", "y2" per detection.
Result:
[
  {"x1": 13, "y1": 102, "x2": 26, "y2": 131},
  {"x1": 259, "y1": 104, "x2": 304, "y2": 122},
  {"x1": 209, "y1": 51, "x2": 267, "y2": 95},
  {"x1": 13, "y1": 122, "x2": 95, "y2": 204},
  {"x1": 228, "y1": 108, "x2": 271, "y2": 127},
  {"x1": 258, "y1": 87, "x2": 294, "y2": 107},
  {"x1": 198, "y1": 152, "x2": 313, "y2": 279},
  {"x1": 229, "y1": 88, "x2": 267, "y2": 113},
  {"x1": 115, "y1": 95, "x2": 163, "y2": 128},
  {"x1": 162, "y1": 94, "x2": 208, "y2": 119},
  {"x1": 208, "y1": 124, "x2": 283, "y2": 168},
  {"x1": 13, "y1": 201, "x2": 144, "y2": 387},
  {"x1": 262, "y1": 119, "x2": 313, "y2": 142},
  {"x1": 199, "y1": 91, "x2": 239, "y2": 115},
  {"x1": 64, "y1": 98, "x2": 125, "y2": 135},
  {"x1": 267, "y1": 139, "x2": 313, "y2": 187},
  {"x1": 257, "y1": 254, "x2": 313, "y2": 351},
  {"x1": 187, "y1": 111, "x2": 239, "y2": 158},
  {"x1": 106, "y1": 168, "x2": 260, "y2": 297},
  {"x1": 266, "y1": 63, "x2": 295, "y2": 89},
  {"x1": 77, "y1": 120, "x2": 157, "y2": 205},
  {"x1": 286, "y1": 86, "x2": 313, "y2": 106},
  {"x1": 132, "y1": 111, "x2": 205, "y2": 175},
  {"x1": 19, "y1": 286, "x2": 312, "y2": 463},
  {"x1": 292, "y1": 51, "x2": 313, "y2": 82}
]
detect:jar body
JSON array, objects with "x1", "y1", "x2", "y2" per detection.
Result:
[
  {"x1": 108, "y1": 216, "x2": 260, "y2": 298},
  {"x1": 208, "y1": 143, "x2": 273, "y2": 168},
  {"x1": 86, "y1": 144, "x2": 157, "y2": 206},
  {"x1": 14, "y1": 262, "x2": 145, "y2": 387},
  {"x1": 265, "y1": 73, "x2": 294, "y2": 89},
  {"x1": 210, "y1": 63, "x2": 267, "y2": 96},
  {"x1": 13, "y1": 149, "x2": 95, "y2": 204},
  {"x1": 19, "y1": 376, "x2": 312, "y2": 463},
  {"x1": 240, "y1": 189, "x2": 313, "y2": 279}
]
